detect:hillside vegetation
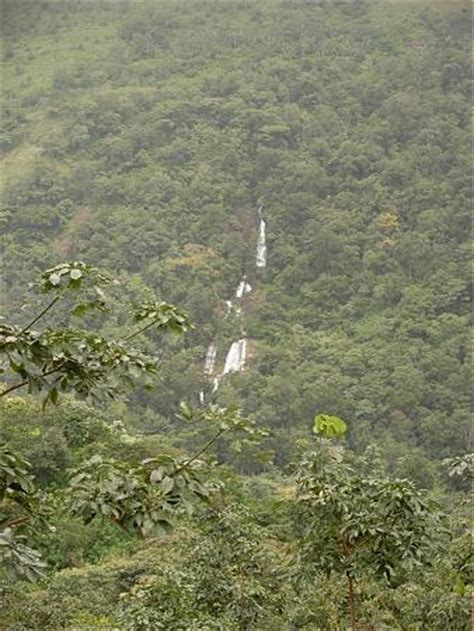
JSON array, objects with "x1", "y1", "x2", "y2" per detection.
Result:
[{"x1": 0, "y1": 0, "x2": 471, "y2": 628}]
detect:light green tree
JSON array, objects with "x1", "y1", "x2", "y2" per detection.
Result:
[{"x1": 295, "y1": 416, "x2": 440, "y2": 630}]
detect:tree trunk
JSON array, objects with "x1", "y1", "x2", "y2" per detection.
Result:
[{"x1": 347, "y1": 574, "x2": 356, "y2": 631}]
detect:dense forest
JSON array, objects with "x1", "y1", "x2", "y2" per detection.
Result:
[{"x1": 0, "y1": 0, "x2": 472, "y2": 629}]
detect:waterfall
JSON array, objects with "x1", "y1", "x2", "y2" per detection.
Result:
[
  {"x1": 236, "y1": 277, "x2": 252, "y2": 298},
  {"x1": 256, "y1": 218, "x2": 267, "y2": 268},
  {"x1": 199, "y1": 390, "x2": 205, "y2": 405},
  {"x1": 204, "y1": 343, "x2": 217, "y2": 375},
  {"x1": 200, "y1": 202, "x2": 267, "y2": 399},
  {"x1": 223, "y1": 338, "x2": 247, "y2": 374}
]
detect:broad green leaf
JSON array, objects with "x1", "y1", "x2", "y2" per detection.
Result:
[{"x1": 313, "y1": 414, "x2": 347, "y2": 438}]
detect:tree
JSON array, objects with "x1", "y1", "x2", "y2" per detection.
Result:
[
  {"x1": 0, "y1": 443, "x2": 47, "y2": 580},
  {"x1": 0, "y1": 262, "x2": 264, "y2": 578},
  {"x1": 294, "y1": 419, "x2": 441, "y2": 630},
  {"x1": 67, "y1": 403, "x2": 266, "y2": 537},
  {"x1": 0, "y1": 261, "x2": 190, "y2": 404}
]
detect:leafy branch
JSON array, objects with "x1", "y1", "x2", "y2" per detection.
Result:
[{"x1": 0, "y1": 262, "x2": 191, "y2": 404}]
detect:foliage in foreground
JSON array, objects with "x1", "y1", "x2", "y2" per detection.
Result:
[
  {"x1": 0, "y1": 495, "x2": 470, "y2": 631},
  {"x1": 0, "y1": 262, "x2": 264, "y2": 582}
]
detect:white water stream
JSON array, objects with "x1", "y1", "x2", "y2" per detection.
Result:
[
  {"x1": 201, "y1": 203, "x2": 267, "y2": 395},
  {"x1": 235, "y1": 277, "x2": 252, "y2": 298},
  {"x1": 223, "y1": 338, "x2": 247, "y2": 374},
  {"x1": 256, "y1": 218, "x2": 267, "y2": 268},
  {"x1": 204, "y1": 343, "x2": 217, "y2": 375}
]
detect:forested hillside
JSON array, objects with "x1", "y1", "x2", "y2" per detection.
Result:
[{"x1": 1, "y1": 1, "x2": 472, "y2": 628}]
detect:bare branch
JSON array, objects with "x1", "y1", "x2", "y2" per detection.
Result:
[{"x1": 18, "y1": 296, "x2": 60, "y2": 336}]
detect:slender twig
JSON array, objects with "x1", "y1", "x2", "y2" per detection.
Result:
[
  {"x1": 121, "y1": 317, "x2": 160, "y2": 342},
  {"x1": 0, "y1": 366, "x2": 64, "y2": 398},
  {"x1": 2, "y1": 515, "x2": 31, "y2": 528},
  {"x1": 174, "y1": 428, "x2": 225, "y2": 474},
  {"x1": 0, "y1": 380, "x2": 29, "y2": 398},
  {"x1": 347, "y1": 574, "x2": 357, "y2": 631},
  {"x1": 18, "y1": 296, "x2": 60, "y2": 336}
]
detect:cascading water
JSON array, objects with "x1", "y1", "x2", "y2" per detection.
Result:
[
  {"x1": 256, "y1": 218, "x2": 267, "y2": 268},
  {"x1": 203, "y1": 343, "x2": 217, "y2": 375},
  {"x1": 200, "y1": 342, "x2": 217, "y2": 404},
  {"x1": 235, "y1": 277, "x2": 252, "y2": 298},
  {"x1": 223, "y1": 338, "x2": 247, "y2": 374},
  {"x1": 201, "y1": 203, "x2": 268, "y2": 397}
]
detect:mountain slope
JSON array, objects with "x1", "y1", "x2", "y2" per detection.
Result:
[{"x1": 1, "y1": 0, "x2": 471, "y2": 471}]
